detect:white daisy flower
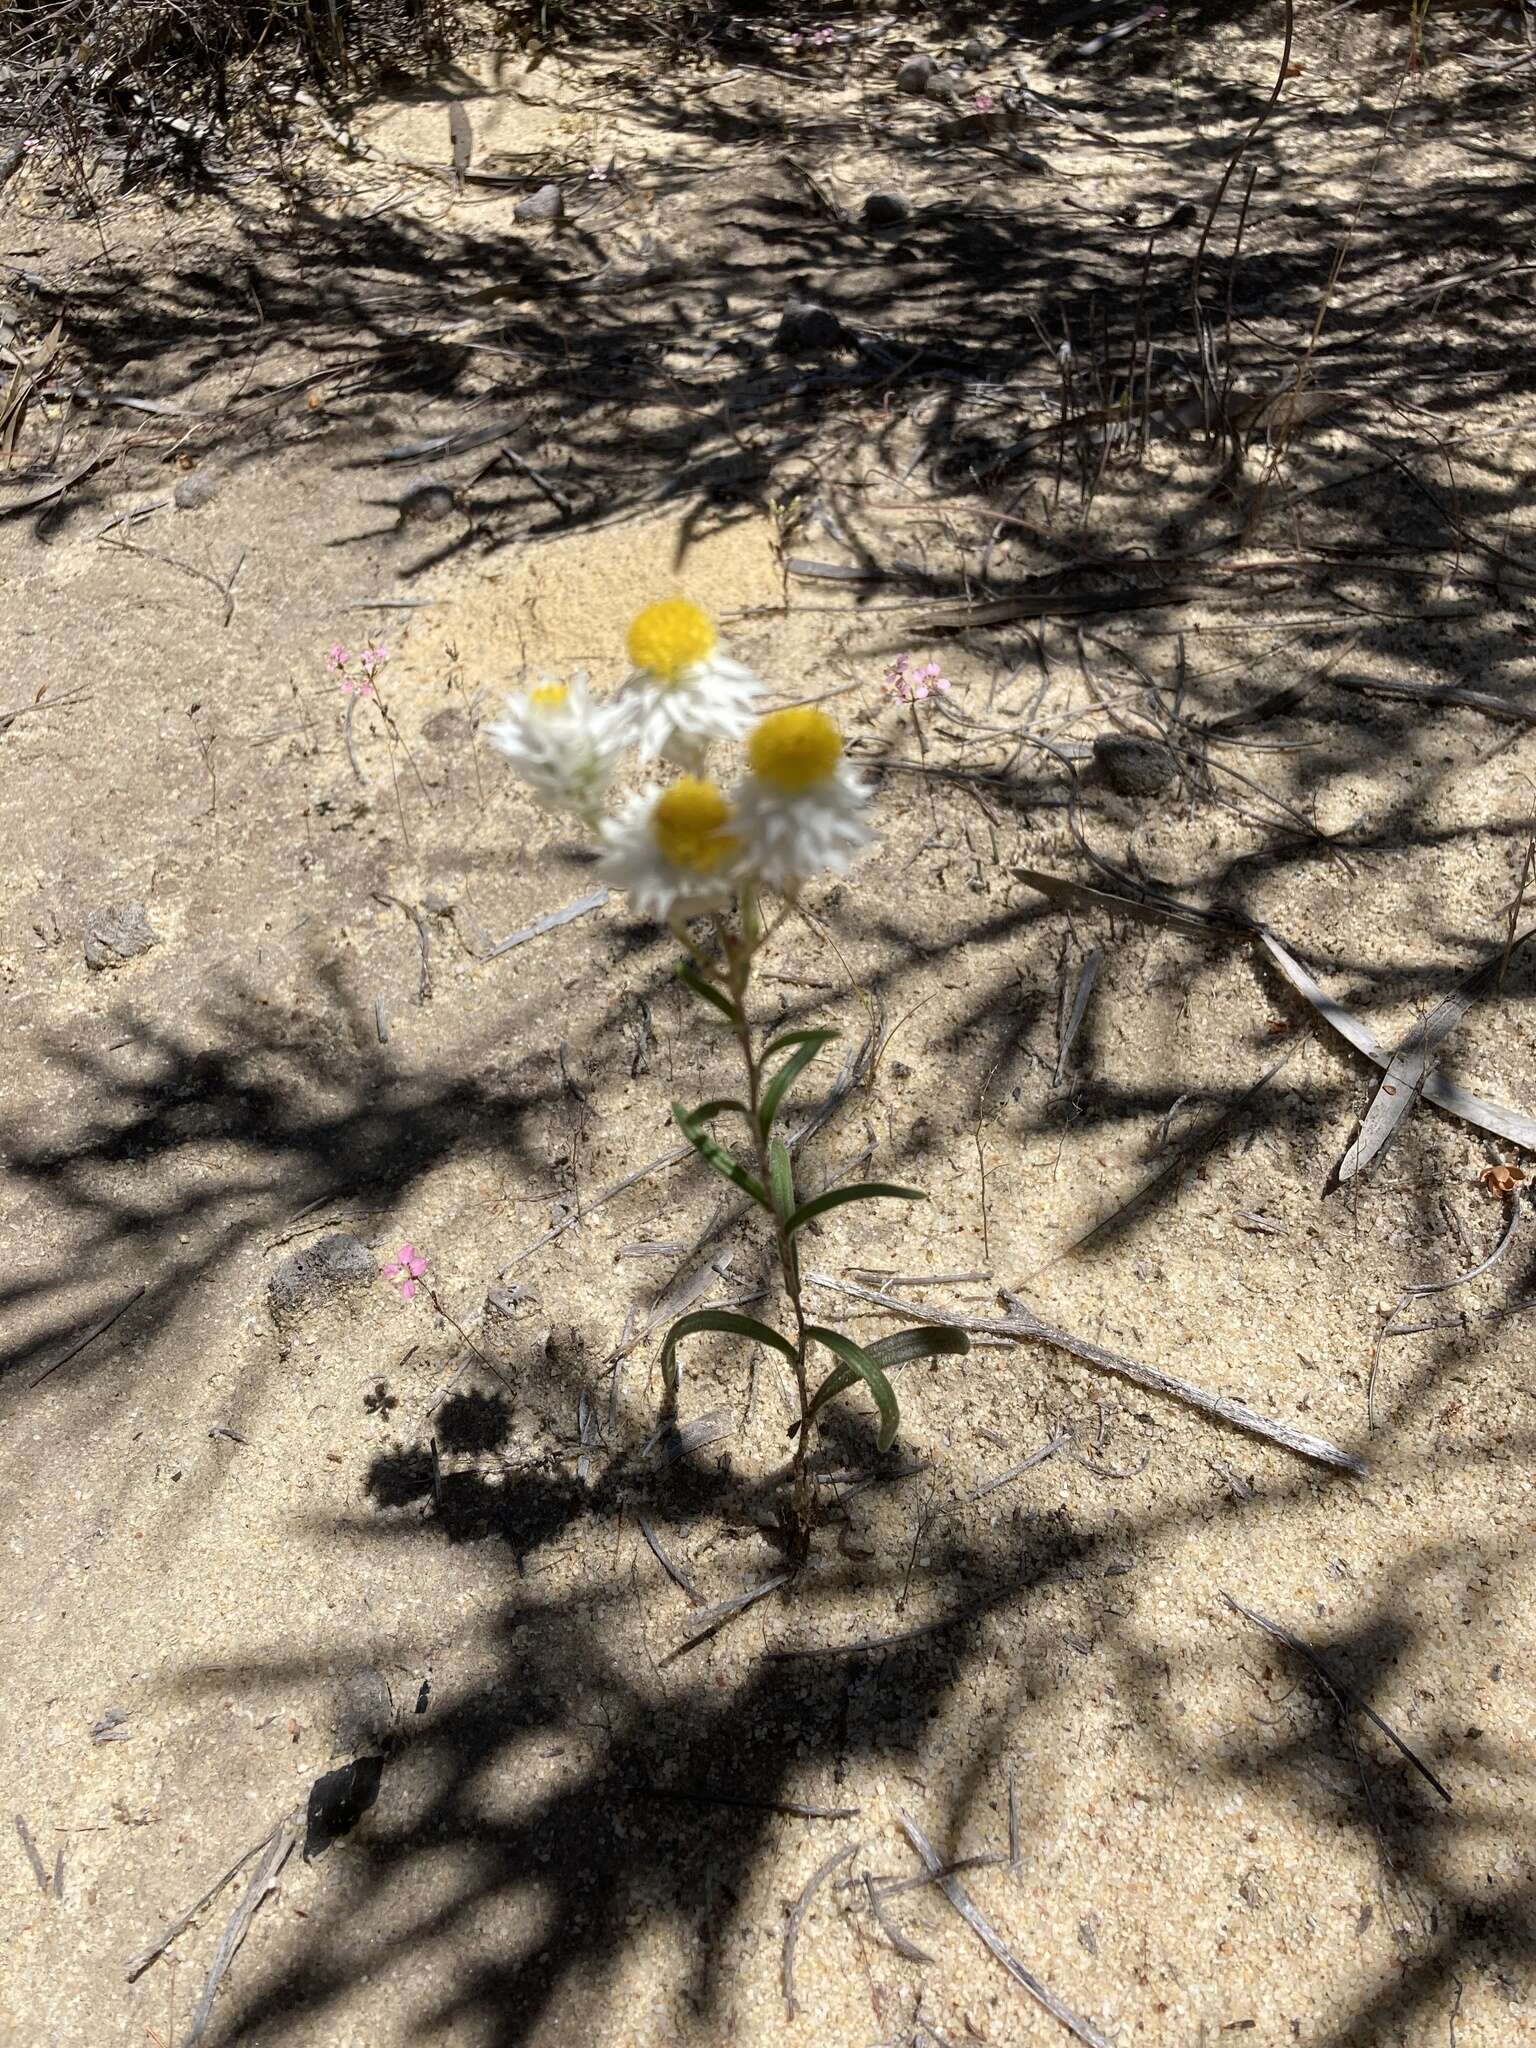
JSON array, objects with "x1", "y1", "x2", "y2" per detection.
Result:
[
  {"x1": 619, "y1": 598, "x2": 763, "y2": 769},
  {"x1": 598, "y1": 776, "x2": 740, "y2": 922},
  {"x1": 732, "y1": 708, "x2": 873, "y2": 894},
  {"x1": 484, "y1": 674, "x2": 632, "y2": 824}
]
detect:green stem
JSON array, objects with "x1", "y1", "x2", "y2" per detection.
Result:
[{"x1": 702, "y1": 894, "x2": 816, "y2": 1556}]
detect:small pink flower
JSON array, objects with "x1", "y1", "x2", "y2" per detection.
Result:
[
  {"x1": 384, "y1": 1243, "x2": 428, "y2": 1301},
  {"x1": 884, "y1": 653, "x2": 952, "y2": 703},
  {"x1": 974, "y1": 90, "x2": 996, "y2": 113},
  {"x1": 357, "y1": 642, "x2": 389, "y2": 679},
  {"x1": 325, "y1": 643, "x2": 350, "y2": 675}
]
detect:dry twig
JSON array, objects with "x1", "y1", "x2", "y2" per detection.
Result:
[
  {"x1": 783, "y1": 1843, "x2": 859, "y2": 2017},
  {"x1": 1221, "y1": 1593, "x2": 1451, "y2": 1803},
  {"x1": 896, "y1": 1812, "x2": 1114, "y2": 2048},
  {"x1": 805, "y1": 1272, "x2": 1363, "y2": 1474},
  {"x1": 184, "y1": 1819, "x2": 299, "y2": 2044},
  {"x1": 126, "y1": 1811, "x2": 298, "y2": 1980}
]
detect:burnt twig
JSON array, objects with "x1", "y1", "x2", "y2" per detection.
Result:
[{"x1": 30, "y1": 1286, "x2": 147, "y2": 1389}]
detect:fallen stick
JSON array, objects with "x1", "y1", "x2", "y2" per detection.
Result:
[
  {"x1": 805, "y1": 1272, "x2": 1363, "y2": 1474},
  {"x1": 864, "y1": 1868, "x2": 935, "y2": 1963},
  {"x1": 664, "y1": 1573, "x2": 792, "y2": 1664},
  {"x1": 1221, "y1": 1592, "x2": 1451, "y2": 1803},
  {"x1": 184, "y1": 1818, "x2": 298, "y2": 2043},
  {"x1": 126, "y1": 1811, "x2": 298, "y2": 1980},
  {"x1": 30, "y1": 1286, "x2": 147, "y2": 1389},
  {"x1": 635, "y1": 1514, "x2": 700, "y2": 1605},
  {"x1": 1336, "y1": 925, "x2": 1536, "y2": 1182},
  {"x1": 641, "y1": 1786, "x2": 858, "y2": 1821},
  {"x1": 504, "y1": 1143, "x2": 691, "y2": 1269},
  {"x1": 952, "y1": 1432, "x2": 1072, "y2": 1507},
  {"x1": 1327, "y1": 670, "x2": 1536, "y2": 727},
  {"x1": 783, "y1": 1842, "x2": 859, "y2": 2018},
  {"x1": 1260, "y1": 931, "x2": 1536, "y2": 1153},
  {"x1": 487, "y1": 888, "x2": 609, "y2": 958},
  {"x1": 1013, "y1": 868, "x2": 1536, "y2": 1153},
  {"x1": 896, "y1": 1811, "x2": 1114, "y2": 2048}
]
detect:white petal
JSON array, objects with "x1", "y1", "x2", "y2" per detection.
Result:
[
  {"x1": 731, "y1": 761, "x2": 873, "y2": 891},
  {"x1": 597, "y1": 787, "x2": 736, "y2": 921},
  {"x1": 619, "y1": 651, "x2": 763, "y2": 763}
]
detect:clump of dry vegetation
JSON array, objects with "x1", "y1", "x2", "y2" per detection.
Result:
[{"x1": 0, "y1": 0, "x2": 460, "y2": 181}]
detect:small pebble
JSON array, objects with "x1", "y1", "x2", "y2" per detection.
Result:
[
  {"x1": 774, "y1": 297, "x2": 850, "y2": 355},
  {"x1": 862, "y1": 191, "x2": 911, "y2": 228},
  {"x1": 1092, "y1": 733, "x2": 1176, "y2": 798},
  {"x1": 173, "y1": 470, "x2": 218, "y2": 511},
  {"x1": 83, "y1": 902, "x2": 159, "y2": 971},
  {"x1": 896, "y1": 54, "x2": 936, "y2": 94},
  {"x1": 514, "y1": 182, "x2": 564, "y2": 223}
]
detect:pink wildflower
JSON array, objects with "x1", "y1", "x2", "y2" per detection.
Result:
[
  {"x1": 384, "y1": 1243, "x2": 428, "y2": 1302},
  {"x1": 884, "y1": 653, "x2": 952, "y2": 703},
  {"x1": 974, "y1": 90, "x2": 996, "y2": 113},
  {"x1": 357, "y1": 642, "x2": 389, "y2": 680},
  {"x1": 341, "y1": 674, "x2": 374, "y2": 699},
  {"x1": 325, "y1": 643, "x2": 350, "y2": 675}
]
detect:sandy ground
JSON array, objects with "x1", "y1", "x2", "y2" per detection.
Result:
[{"x1": 2, "y1": 7, "x2": 1534, "y2": 2046}]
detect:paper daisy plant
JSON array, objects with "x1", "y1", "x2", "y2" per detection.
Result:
[
  {"x1": 732, "y1": 707, "x2": 873, "y2": 895},
  {"x1": 485, "y1": 673, "x2": 632, "y2": 824},
  {"x1": 619, "y1": 598, "x2": 763, "y2": 769},
  {"x1": 488, "y1": 598, "x2": 968, "y2": 1564},
  {"x1": 598, "y1": 776, "x2": 740, "y2": 922}
]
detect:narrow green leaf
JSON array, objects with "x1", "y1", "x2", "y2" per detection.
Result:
[
  {"x1": 803, "y1": 1325, "x2": 900, "y2": 1452},
  {"x1": 676, "y1": 961, "x2": 735, "y2": 1021},
  {"x1": 784, "y1": 1182, "x2": 926, "y2": 1239},
  {"x1": 761, "y1": 1025, "x2": 841, "y2": 1063},
  {"x1": 672, "y1": 1101, "x2": 768, "y2": 1207},
  {"x1": 660, "y1": 1309, "x2": 797, "y2": 1394},
  {"x1": 758, "y1": 1030, "x2": 839, "y2": 1133},
  {"x1": 866, "y1": 1325, "x2": 972, "y2": 1370},
  {"x1": 692, "y1": 1096, "x2": 754, "y2": 1127},
  {"x1": 806, "y1": 1323, "x2": 970, "y2": 1417},
  {"x1": 769, "y1": 1138, "x2": 796, "y2": 1222}
]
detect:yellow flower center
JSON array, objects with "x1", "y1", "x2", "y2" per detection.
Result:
[
  {"x1": 652, "y1": 778, "x2": 737, "y2": 873},
  {"x1": 747, "y1": 708, "x2": 842, "y2": 793},
  {"x1": 530, "y1": 682, "x2": 569, "y2": 711},
  {"x1": 626, "y1": 598, "x2": 718, "y2": 684}
]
